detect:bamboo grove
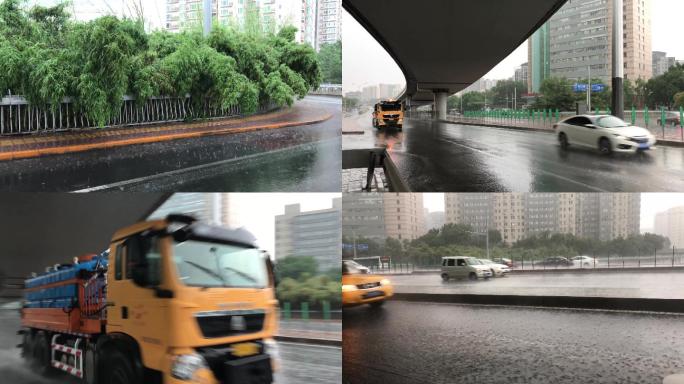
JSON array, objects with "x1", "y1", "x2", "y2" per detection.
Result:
[{"x1": 0, "y1": 0, "x2": 321, "y2": 127}]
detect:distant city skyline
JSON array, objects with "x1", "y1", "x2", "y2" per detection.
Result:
[{"x1": 343, "y1": 0, "x2": 684, "y2": 93}]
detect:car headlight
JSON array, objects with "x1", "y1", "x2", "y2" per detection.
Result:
[
  {"x1": 380, "y1": 279, "x2": 391, "y2": 286},
  {"x1": 342, "y1": 284, "x2": 358, "y2": 292},
  {"x1": 171, "y1": 353, "x2": 207, "y2": 380},
  {"x1": 614, "y1": 135, "x2": 627, "y2": 140}
]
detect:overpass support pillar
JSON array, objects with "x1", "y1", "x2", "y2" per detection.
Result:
[{"x1": 434, "y1": 90, "x2": 448, "y2": 120}]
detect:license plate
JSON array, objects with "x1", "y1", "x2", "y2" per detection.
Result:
[
  {"x1": 232, "y1": 342, "x2": 259, "y2": 357},
  {"x1": 363, "y1": 291, "x2": 384, "y2": 299},
  {"x1": 639, "y1": 143, "x2": 649, "y2": 149}
]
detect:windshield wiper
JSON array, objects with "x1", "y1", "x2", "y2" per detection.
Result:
[
  {"x1": 184, "y1": 260, "x2": 226, "y2": 284},
  {"x1": 223, "y1": 266, "x2": 259, "y2": 283}
]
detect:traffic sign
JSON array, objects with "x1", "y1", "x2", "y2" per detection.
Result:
[{"x1": 573, "y1": 83, "x2": 605, "y2": 93}]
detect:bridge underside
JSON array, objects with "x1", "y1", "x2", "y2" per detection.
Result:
[
  {"x1": 0, "y1": 193, "x2": 167, "y2": 279},
  {"x1": 344, "y1": 0, "x2": 568, "y2": 106}
]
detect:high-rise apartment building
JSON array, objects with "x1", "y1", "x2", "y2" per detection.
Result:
[
  {"x1": 275, "y1": 198, "x2": 341, "y2": 271},
  {"x1": 316, "y1": 0, "x2": 342, "y2": 49},
  {"x1": 445, "y1": 193, "x2": 639, "y2": 245},
  {"x1": 166, "y1": 0, "x2": 318, "y2": 47},
  {"x1": 342, "y1": 193, "x2": 426, "y2": 243},
  {"x1": 425, "y1": 210, "x2": 446, "y2": 231},
  {"x1": 654, "y1": 207, "x2": 684, "y2": 248},
  {"x1": 652, "y1": 51, "x2": 677, "y2": 77},
  {"x1": 528, "y1": 0, "x2": 652, "y2": 93},
  {"x1": 150, "y1": 193, "x2": 242, "y2": 228},
  {"x1": 515, "y1": 63, "x2": 529, "y2": 85}
]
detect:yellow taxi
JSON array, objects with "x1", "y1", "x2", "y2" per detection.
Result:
[{"x1": 342, "y1": 260, "x2": 393, "y2": 307}]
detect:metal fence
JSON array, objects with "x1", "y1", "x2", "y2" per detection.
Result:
[
  {"x1": 310, "y1": 83, "x2": 342, "y2": 96},
  {"x1": 410, "y1": 107, "x2": 684, "y2": 142},
  {"x1": 0, "y1": 94, "x2": 275, "y2": 136},
  {"x1": 280, "y1": 301, "x2": 342, "y2": 320}
]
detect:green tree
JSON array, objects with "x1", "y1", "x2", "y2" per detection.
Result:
[
  {"x1": 275, "y1": 256, "x2": 318, "y2": 281},
  {"x1": 534, "y1": 77, "x2": 575, "y2": 110},
  {"x1": 317, "y1": 40, "x2": 341, "y2": 84},
  {"x1": 673, "y1": 91, "x2": 684, "y2": 109}
]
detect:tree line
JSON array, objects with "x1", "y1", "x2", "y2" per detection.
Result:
[
  {"x1": 274, "y1": 256, "x2": 340, "y2": 309},
  {"x1": 448, "y1": 64, "x2": 684, "y2": 112},
  {"x1": 344, "y1": 223, "x2": 672, "y2": 266},
  {"x1": 0, "y1": 0, "x2": 321, "y2": 126}
]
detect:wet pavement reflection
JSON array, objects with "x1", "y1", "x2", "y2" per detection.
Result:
[
  {"x1": 343, "y1": 113, "x2": 684, "y2": 192},
  {"x1": 0, "y1": 96, "x2": 341, "y2": 192}
]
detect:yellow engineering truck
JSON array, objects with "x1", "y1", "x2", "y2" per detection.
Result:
[
  {"x1": 19, "y1": 214, "x2": 279, "y2": 384},
  {"x1": 372, "y1": 100, "x2": 404, "y2": 129}
]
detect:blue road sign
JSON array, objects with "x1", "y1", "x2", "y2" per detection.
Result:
[
  {"x1": 573, "y1": 83, "x2": 605, "y2": 93},
  {"x1": 591, "y1": 84, "x2": 605, "y2": 92}
]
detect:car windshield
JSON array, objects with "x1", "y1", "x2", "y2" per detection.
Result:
[
  {"x1": 480, "y1": 259, "x2": 493, "y2": 264},
  {"x1": 466, "y1": 258, "x2": 481, "y2": 265},
  {"x1": 173, "y1": 240, "x2": 268, "y2": 288},
  {"x1": 380, "y1": 103, "x2": 401, "y2": 111},
  {"x1": 596, "y1": 116, "x2": 630, "y2": 128},
  {"x1": 343, "y1": 261, "x2": 366, "y2": 275}
]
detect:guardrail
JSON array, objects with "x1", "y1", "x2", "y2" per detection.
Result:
[
  {"x1": 310, "y1": 84, "x2": 342, "y2": 96},
  {"x1": 0, "y1": 94, "x2": 275, "y2": 136},
  {"x1": 280, "y1": 301, "x2": 342, "y2": 320},
  {"x1": 342, "y1": 148, "x2": 409, "y2": 192}
]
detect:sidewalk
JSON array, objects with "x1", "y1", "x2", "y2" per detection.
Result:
[
  {"x1": 276, "y1": 319, "x2": 341, "y2": 346},
  {"x1": 0, "y1": 105, "x2": 332, "y2": 161}
]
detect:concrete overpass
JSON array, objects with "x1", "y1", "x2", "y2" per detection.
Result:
[
  {"x1": 343, "y1": 0, "x2": 569, "y2": 119},
  {"x1": 0, "y1": 193, "x2": 168, "y2": 285}
]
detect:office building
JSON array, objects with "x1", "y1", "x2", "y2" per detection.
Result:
[
  {"x1": 445, "y1": 193, "x2": 639, "y2": 245},
  {"x1": 654, "y1": 207, "x2": 684, "y2": 248},
  {"x1": 166, "y1": 0, "x2": 318, "y2": 47},
  {"x1": 425, "y1": 210, "x2": 446, "y2": 231},
  {"x1": 515, "y1": 63, "x2": 529, "y2": 85},
  {"x1": 528, "y1": 0, "x2": 652, "y2": 93},
  {"x1": 275, "y1": 198, "x2": 341, "y2": 271},
  {"x1": 652, "y1": 51, "x2": 677, "y2": 77},
  {"x1": 150, "y1": 193, "x2": 242, "y2": 228},
  {"x1": 342, "y1": 193, "x2": 426, "y2": 242},
  {"x1": 316, "y1": 0, "x2": 342, "y2": 49}
]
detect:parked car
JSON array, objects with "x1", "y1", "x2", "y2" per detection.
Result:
[
  {"x1": 441, "y1": 256, "x2": 493, "y2": 281},
  {"x1": 657, "y1": 111, "x2": 681, "y2": 127},
  {"x1": 492, "y1": 257, "x2": 514, "y2": 268},
  {"x1": 342, "y1": 260, "x2": 393, "y2": 308},
  {"x1": 478, "y1": 259, "x2": 511, "y2": 277},
  {"x1": 536, "y1": 256, "x2": 573, "y2": 267},
  {"x1": 554, "y1": 115, "x2": 656, "y2": 154},
  {"x1": 571, "y1": 255, "x2": 599, "y2": 268}
]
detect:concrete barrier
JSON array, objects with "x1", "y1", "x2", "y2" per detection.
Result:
[{"x1": 392, "y1": 293, "x2": 684, "y2": 314}]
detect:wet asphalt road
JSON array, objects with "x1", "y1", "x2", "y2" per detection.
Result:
[
  {"x1": 343, "y1": 114, "x2": 684, "y2": 192},
  {"x1": 0, "y1": 309, "x2": 340, "y2": 384},
  {"x1": 0, "y1": 96, "x2": 341, "y2": 192},
  {"x1": 386, "y1": 271, "x2": 684, "y2": 299},
  {"x1": 343, "y1": 301, "x2": 684, "y2": 384}
]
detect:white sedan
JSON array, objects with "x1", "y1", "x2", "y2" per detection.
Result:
[
  {"x1": 478, "y1": 259, "x2": 511, "y2": 277},
  {"x1": 554, "y1": 115, "x2": 656, "y2": 154},
  {"x1": 571, "y1": 256, "x2": 598, "y2": 268}
]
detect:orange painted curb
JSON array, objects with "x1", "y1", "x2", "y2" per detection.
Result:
[{"x1": 0, "y1": 114, "x2": 333, "y2": 161}]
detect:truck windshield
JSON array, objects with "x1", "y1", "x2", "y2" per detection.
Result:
[
  {"x1": 380, "y1": 103, "x2": 401, "y2": 111},
  {"x1": 173, "y1": 240, "x2": 268, "y2": 288}
]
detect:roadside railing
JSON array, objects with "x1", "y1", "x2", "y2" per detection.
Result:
[
  {"x1": 0, "y1": 94, "x2": 276, "y2": 136},
  {"x1": 410, "y1": 107, "x2": 684, "y2": 142},
  {"x1": 310, "y1": 84, "x2": 342, "y2": 96},
  {"x1": 279, "y1": 301, "x2": 342, "y2": 321}
]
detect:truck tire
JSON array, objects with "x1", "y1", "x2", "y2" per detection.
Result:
[
  {"x1": 32, "y1": 332, "x2": 56, "y2": 376},
  {"x1": 101, "y1": 349, "x2": 140, "y2": 384},
  {"x1": 21, "y1": 332, "x2": 33, "y2": 361}
]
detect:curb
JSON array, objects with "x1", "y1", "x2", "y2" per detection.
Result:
[
  {"x1": 440, "y1": 119, "x2": 684, "y2": 147},
  {"x1": 0, "y1": 113, "x2": 333, "y2": 161},
  {"x1": 274, "y1": 335, "x2": 341, "y2": 347},
  {"x1": 392, "y1": 293, "x2": 684, "y2": 314}
]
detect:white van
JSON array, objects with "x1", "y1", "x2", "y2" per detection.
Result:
[{"x1": 441, "y1": 256, "x2": 493, "y2": 281}]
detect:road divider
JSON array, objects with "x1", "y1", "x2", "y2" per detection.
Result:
[{"x1": 392, "y1": 292, "x2": 684, "y2": 314}]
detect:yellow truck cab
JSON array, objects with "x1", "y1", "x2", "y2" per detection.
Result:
[
  {"x1": 341, "y1": 260, "x2": 393, "y2": 308},
  {"x1": 20, "y1": 214, "x2": 278, "y2": 384},
  {"x1": 372, "y1": 100, "x2": 404, "y2": 129}
]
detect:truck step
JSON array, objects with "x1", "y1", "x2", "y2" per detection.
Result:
[{"x1": 52, "y1": 360, "x2": 83, "y2": 378}]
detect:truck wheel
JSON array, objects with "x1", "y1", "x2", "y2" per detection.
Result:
[
  {"x1": 32, "y1": 332, "x2": 56, "y2": 376},
  {"x1": 101, "y1": 349, "x2": 140, "y2": 384},
  {"x1": 21, "y1": 332, "x2": 33, "y2": 361}
]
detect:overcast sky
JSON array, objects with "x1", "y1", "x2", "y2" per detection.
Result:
[
  {"x1": 423, "y1": 193, "x2": 684, "y2": 233},
  {"x1": 343, "y1": 0, "x2": 684, "y2": 92}
]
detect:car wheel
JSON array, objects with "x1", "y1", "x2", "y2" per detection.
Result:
[
  {"x1": 468, "y1": 272, "x2": 477, "y2": 281},
  {"x1": 441, "y1": 273, "x2": 449, "y2": 281},
  {"x1": 599, "y1": 138, "x2": 613, "y2": 155},
  {"x1": 369, "y1": 300, "x2": 385, "y2": 308},
  {"x1": 559, "y1": 133, "x2": 569, "y2": 149}
]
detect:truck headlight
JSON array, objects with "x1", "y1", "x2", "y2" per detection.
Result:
[
  {"x1": 264, "y1": 338, "x2": 280, "y2": 362},
  {"x1": 171, "y1": 353, "x2": 207, "y2": 380},
  {"x1": 380, "y1": 279, "x2": 391, "y2": 286},
  {"x1": 342, "y1": 284, "x2": 358, "y2": 292}
]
